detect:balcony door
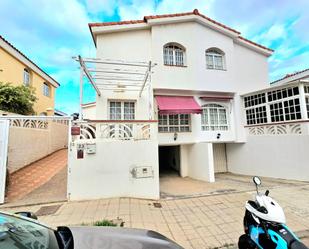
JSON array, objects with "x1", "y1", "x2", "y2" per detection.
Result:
[
  {"x1": 109, "y1": 101, "x2": 135, "y2": 120},
  {"x1": 109, "y1": 101, "x2": 135, "y2": 138}
]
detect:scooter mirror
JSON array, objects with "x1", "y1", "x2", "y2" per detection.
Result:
[{"x1": 253, "y1": 176, "x2": 261, "y2": 186}]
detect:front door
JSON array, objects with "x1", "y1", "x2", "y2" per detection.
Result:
[{"x1": 213, "y1": 143, "x2": 228, "y2": 173}]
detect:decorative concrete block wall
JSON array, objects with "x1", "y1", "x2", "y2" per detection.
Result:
[{"x1": 7, "y1": 120, "x2": 68, "y2": 172}]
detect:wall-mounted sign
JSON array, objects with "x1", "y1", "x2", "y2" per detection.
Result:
[
  {"x1": 77, "y1": 144, "x2": 84, "y2": 159},
  {"x1": 71, "y1": 126, "x2": 81, "y2": 136}
]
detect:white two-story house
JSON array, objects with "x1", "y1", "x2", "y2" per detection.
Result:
[{"x1": 68, "y1": 9, "x2": 309, "y2": 201}]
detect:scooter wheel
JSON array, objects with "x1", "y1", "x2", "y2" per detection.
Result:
[{"x1": 238, "y1": 234, "x2": 257, "y2": 249}]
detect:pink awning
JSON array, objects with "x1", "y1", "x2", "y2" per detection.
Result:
[{"x1": 155, "y1": 95, "x2": 202, "y2": 114}]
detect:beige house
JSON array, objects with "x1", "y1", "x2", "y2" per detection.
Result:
[{"x1": 0, "y1": 35, "x2": 59, "y2": 115}]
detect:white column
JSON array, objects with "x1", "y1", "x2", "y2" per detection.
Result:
[{"x1": 298, "y1": 83, "x2": 307, "y2": 120}]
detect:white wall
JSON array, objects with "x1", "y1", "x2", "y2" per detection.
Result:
[
  {"x1": 227, "y1": 135, "x2": 309, "y2": 181},
  {"x1": 8, "y1": 121, "x2": 68, "y2": 172},
  {"x1": 180, "y1": 143, "x2": 215, "y2": 182},
  {"x1": 93, "y1": 20, "x2": 270, "y2": 144},
  {"x1": 156, "y1": 96, "x2": 238, "y2": 145},
  {"x1": 68, "y1": 140, "x2": 159, "y2": 200},
  {"x1": 82, "y1": 105, "x2": 96, "y2": 120}
]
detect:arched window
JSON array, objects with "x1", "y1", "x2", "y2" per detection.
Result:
[
  {"x1": 206, "y1": 48, "x2": 225, "y2": 70},
  {"x1": 23, "y1": 68, "x2": 30, "y2": 86},
  {"x1": 201, "y1": 104, "x2": 229, "y2": 131},
  {"x1": 163, "y1": 43, "x2": 185, "y2": 66}
]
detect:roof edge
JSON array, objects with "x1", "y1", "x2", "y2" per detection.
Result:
[
  {"x1": 271, "y1": 68, "x2": 309, "y2": 85},
  {"x1": 89, "y1": 9, "x2": 273, "y2": 55},
  {"x1": 0, "y1": 35, "x2": 60, "y2": 87}
]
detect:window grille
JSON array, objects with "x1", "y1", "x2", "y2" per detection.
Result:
[
  {"x1": 163, "y1": 44, "x2": 185, "y2": 66},
  {"x1": 206, "y1": 48, "x2": 225, "y2": 70},
  {"x1": 244, "y1": 86, "x2": 302, "y2": 125},
  {"x1": 158, "y1": 114, "x2": 190, "y2": 132},
  {"x1": 201, "y1": 104, "x2": 229, "y2": 130}
]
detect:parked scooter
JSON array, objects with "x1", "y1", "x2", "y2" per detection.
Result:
[{"x1": 238, "y1": 176, "x2": 308, "y2": 249}]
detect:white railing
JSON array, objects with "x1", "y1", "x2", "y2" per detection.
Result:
[
  {"x1": 246, "y1": 121, "x2": 309, "y2": 136},
  {"x1": 72, "y1": 120, "x2": 158, "y2": 141},
  {"x1": 0, "y1": 116, "x2": 71, "y2": 130}
]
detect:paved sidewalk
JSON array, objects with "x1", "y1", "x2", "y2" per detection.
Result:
[
  {"x1": 3, "y1": 183, "x2": 309, "y2": 249},
  {"x1": 5, "y1": 149, "x2": 67, "y2": 203}
]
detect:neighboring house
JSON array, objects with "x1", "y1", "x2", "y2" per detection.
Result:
[
  {"x1": 82, "y1": 102, "x2": 96, "y2": 119},
  {"x1": 54, "y1": 109, "x2": 68, "y2": 116},
  {"x1": 0, "y1": 35, "x2": 59, "y2": 115},
  {"x1": 271, "y1": 68, "x2": 309, "y2": 86},
  {"x1": 69, "y1": 9, "x2": 309, "y2": 201}
]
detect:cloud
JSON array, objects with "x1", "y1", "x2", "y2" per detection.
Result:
[
  {"x1": 0, "y1": 0, "x2": 308, "y2": 113},
  {"x1": 85, "y1": 0, "x2": 118, "y2": 16}
]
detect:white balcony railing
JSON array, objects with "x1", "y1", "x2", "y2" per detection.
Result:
[
  {"x1": 72, "y1": 120, "x2": 158, "y2": 141},
  {"x1": 245, "y1": 120, "x2": 309, "y2": 136}
]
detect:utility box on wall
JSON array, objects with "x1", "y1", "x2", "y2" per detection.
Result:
[
  {"x1": 131, "y1": 166, "x2": 153, "y2": 178},
  {"x1": 86, "y1": 143, "x2": 96, "y2": 154}
]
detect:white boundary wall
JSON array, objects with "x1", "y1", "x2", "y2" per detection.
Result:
[
  {"x1": 68, "y1": 140, "x2": 160, "y2": 200},
  {"x1": 227, "y1": 135, "x2": 309, "y2": 181},
  {"x1": 8, "y1": 121, "x2": 68, "y2": 172}
]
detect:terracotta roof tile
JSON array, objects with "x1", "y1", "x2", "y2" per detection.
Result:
[
  {"x1": 0, "y1": 35, "x2": 60, "y2": 86},
  {"x1": 89, "y1": 9, "x2": 273, "y2": 53},
  {"x1": 238, "y1": 36, "x2": 274, "y2": 52},
  {"x1": 89, "y1": 20, "x2": 145, "y2": 27},
  {"x1": 271, "y1": 68, "x2": 309, "y2": 84}
]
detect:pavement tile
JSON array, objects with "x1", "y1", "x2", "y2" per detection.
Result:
[{"x1": 2, "y1": 174, "x2": 309, "y2": 248}]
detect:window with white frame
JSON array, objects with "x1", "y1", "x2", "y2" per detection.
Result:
[
  {"x1": 206, "y1": 48, "x2": 225, "y2": 70},
  {"x1": 43, "y1": 83, "x2": 50, "y2": 97},
  {"x1": 304, "y1": 85, "x2": 309, "y2": 94},
  {"x1": 201, "y1": 104, "x2": 229, "y2": 131},
  {"x1": 109, "y1": 101, "x2": 135, "y2": 120},
  {"x1": 23, "y1": 68, "x2": 30, "y2": 86},
  {"x1": 163, "y1": 43, "x2": 185, "y2": 66},
  {"x1": 245, "y1": 106, "x2": 267, "y2": 125},
  {"x1": 244, "y1": 86, "x2": 302, "y2": 125},
  {"x1": 158, "y1": 114, "x2": 190, "y2": 132},
  {"x1": 305, "y1": 97, "x2": 309, "y2": 118}
]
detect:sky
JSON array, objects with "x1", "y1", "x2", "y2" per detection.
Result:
[{"x1": 0, "y1": 0, "x2": 308, "y2": 114}]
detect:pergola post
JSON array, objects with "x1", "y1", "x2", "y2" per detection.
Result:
[{"x1": 79, "y1": 68, "x2": 83, "y2": 120}]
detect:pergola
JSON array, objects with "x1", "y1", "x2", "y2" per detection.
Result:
[{"x1": 74, "y1": 56, "x2": 156, "y2": 120}]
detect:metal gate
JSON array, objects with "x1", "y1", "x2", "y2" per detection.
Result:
[
  {"x1": 213, "y1": 143, "x2": 228, "y2": 173},
  {"x1": 0, "y1": 120, "x2": 9, "y2": 204}
]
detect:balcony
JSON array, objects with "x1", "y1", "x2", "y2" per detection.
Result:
[{"x1": 71, "y1": 120, "x2": 158, "y2": 142}]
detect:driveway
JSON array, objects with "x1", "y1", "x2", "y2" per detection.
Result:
[
  {"x1": 3, "y1": 174, "x2": 309, "y2": 249},
  {"x1": 160, "y1": 172, "x2": 306, "y2": 198},
  {"x1": 5, "y1": 149, "x2": 68, "y2": 205}
]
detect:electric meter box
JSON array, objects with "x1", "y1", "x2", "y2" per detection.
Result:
[
  {"x1": 86, "y1": 143, "x2": 96, "y2": 154},
  {"x1": 132, "y1": 166, "x2": 153, "y2": 178}
]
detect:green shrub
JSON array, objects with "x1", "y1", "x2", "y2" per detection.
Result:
[
  {"x1": 82, "y1": 220, "x2": 117, "y2": 227},
  {"x1": 0, "y1": 82, "x2": 37, "y2": 115},
  {"x1": 93, "y1": 220, "x2": 117, "y2": 227}
]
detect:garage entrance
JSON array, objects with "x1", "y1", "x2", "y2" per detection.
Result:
[
  {"x1": 213, "y1": 143, "x2": 228, "y2": 173},
  {"x1": 159, "y1": 145, "x2": 180, "y2": 176}
]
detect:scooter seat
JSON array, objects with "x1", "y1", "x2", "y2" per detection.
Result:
[{"x1": 290, "y1": 240, "x2": 308, "y2": 249}]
